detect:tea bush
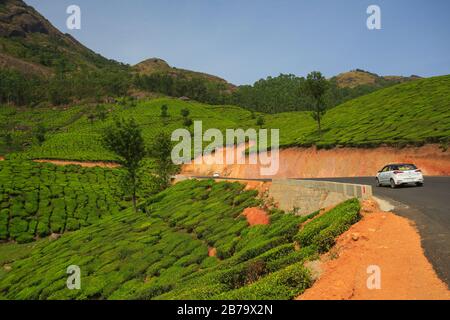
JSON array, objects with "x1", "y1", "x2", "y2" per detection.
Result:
[
  {"x1": 0, "y1": 179, "x2": 362, "y2": 300},
  {"x1": 294, "y1": 199, "x2": 361, "y2": 252},
  {"x1": 4, "y1": 76, "x2": 449, "y2": 161},
  {"x1": 0, "y1": 160, "x2": 135, "y2": 243}
]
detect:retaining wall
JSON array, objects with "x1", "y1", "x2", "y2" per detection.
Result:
[{"x1": 269, "y1": 179, "x2": 372, "y2": 215}]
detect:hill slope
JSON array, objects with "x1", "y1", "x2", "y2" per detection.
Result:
[
  {"x1": 0, "y1": 0, "x2": 123, "y2": 74},
  {"x1": 134, "y1": 58, "x2": 235, "y2": 90},
  {"x1": 332, "y1": 69, "x2": 421, "y2": 89},
  {"x1": 2, "y1": 75, "x2": 449, "y2": 161},
  {"x1": 0, "y1": 178, "x2": 362, "y2": 300}
]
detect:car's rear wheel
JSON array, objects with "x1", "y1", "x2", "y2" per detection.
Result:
[
  {"x1": 376, "y1": 178, "x2": 382, "y2": 187},
  {"x1": 416, "y1": 182, "x2": 424, "y2": 187},
  {"x1": 390, "y1": 179, "x2": 397, "y2": 189}
]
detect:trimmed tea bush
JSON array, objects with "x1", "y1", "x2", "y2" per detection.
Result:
[{"x1": 0, "y1": 180, "x2": 362, "y2": 300}]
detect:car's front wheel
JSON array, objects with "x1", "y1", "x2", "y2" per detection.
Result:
[
  {"x1": 376, "y1": 178, "x2": 382, "y2": 187},
  {"x1": 390, "y1": 179, "x2": 397, "y2": 189},
  {"x1": 416, "y1": 182, "x2": 424, "y2": 187}
]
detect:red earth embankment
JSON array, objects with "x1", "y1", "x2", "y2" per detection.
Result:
[
  {"x1": 297, "y1": 200, "x2": 450, "y2": 300},
  {"x1": 182, "y1": 144, "x2": 450, "y2": 178}
]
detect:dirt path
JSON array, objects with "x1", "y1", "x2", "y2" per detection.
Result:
[
  {"x1": 33, "y1": 159, "x2": 120, "y2": 168},
  {"x1": 297, "y1": 200, "x2": 450, "y2": 300}
]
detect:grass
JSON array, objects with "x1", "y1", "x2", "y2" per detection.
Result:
[
  {"x1": 0, "y1": 178, "x2": 361, "y2": 300},
  {"x1": 2, "y1": 75, "x2": 449, "y2": 161}
]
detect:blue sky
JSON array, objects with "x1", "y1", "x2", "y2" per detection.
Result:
[{"x1": 27, "y1": 0, "x2": 450, "y2": 85}]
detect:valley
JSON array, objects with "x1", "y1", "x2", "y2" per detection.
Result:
[{"x1": 0, "y1": 0, "x2": 449, "y2": 302}]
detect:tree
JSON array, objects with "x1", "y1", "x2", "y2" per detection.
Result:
[
  {"x1": 87, "y1": 113, "x2": 96, "y2": 124},
  {"x1": 180, "y1": 108, "x2": 192, "y2": 127},
  {"x1": 149, "y1": 131, "x2": 177, "y2": 190},
  {"x1": 180, "y1": 108, "x2": 190, "y2": 118},
  {"x1": 183, "y1": 117, "x2": 193, "y2": 127},
  {"x1": 102, "y1": 118, "x2": 146, "y2": 212},
  {"x1": 35, "y1": 124, "x2": 47, "y2": 145},
  {"x1": 161, "y1": 104, "x2": 169, "y2": 118},
  {"x1": 304, "y1": 71, "x2": 329, "y2": 138},
  {"x1": 95, "y1": 104, "x2": 108, "y2": 121},
  {"x1": 256, "y1": 116, "x2": 265, "y2": 127},
  {"x1": 2, "y1": 132, "x2": 13, "y2": 150}
]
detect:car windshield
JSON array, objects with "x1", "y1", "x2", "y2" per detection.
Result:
[{"x1": 393, "y1": 164, "x2": 417, "y2": 171}]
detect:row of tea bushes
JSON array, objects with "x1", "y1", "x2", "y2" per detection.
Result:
[
  {"x1": 0, "y1": 161, "x2": 127, "y2": 243},
  {"x1": 0, "y1": 179, "x2": 361, "y2": 299}
]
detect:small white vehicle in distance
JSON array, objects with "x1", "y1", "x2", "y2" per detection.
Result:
[
  {"x1": 376, "y1": 163, "x2": 424, "y2": 188},
  {"x1": 213, "y1": 172, "x2": 220, "y2": 178}
]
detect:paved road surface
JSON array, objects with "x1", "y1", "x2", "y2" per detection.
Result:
[{"x1": 303, "y1": 176, "x2": 450, "y2": 288}]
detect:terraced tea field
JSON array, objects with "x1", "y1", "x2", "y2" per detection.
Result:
[
  {"x1": 2, "y1": 75, "x2": 449, "y2": 162},
  {"x1": 0, "y1": 161, "x2": 131, "y2": 243},
  {"x1": 0, "y1": 179, "x2": 361, "y2": 300}
]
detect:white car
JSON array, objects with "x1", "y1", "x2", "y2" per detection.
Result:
[
  {"x1": 376, "y1": 164, "x2": 424, "y2": 188},
  {"x1": 213, "y1": 173, "x2": 220, "y2": 178}
]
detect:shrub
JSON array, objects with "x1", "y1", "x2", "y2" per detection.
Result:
[
  {"x1": 215, "y1": 263, "x2": 312, "y2": 300},
  {"x1": 294, "y1": 198, "x2": 361, "y2": 252}
]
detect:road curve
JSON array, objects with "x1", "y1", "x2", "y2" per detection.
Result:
[{"x1": 304, "y1": 176, "x2": 450, "y2": 288}]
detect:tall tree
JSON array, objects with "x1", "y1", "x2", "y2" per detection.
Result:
[
  {"x1": 180, "y1": 108, "x2": 192, "y2": 127},
  {"x1": 304, "y1": 71, "x2": 329, "y2": 138},
  {"x1": 102, "y1": 118, "x2": 146, "y2": 212},
  {"x1": 160, "y1": 104, "x2": 169, "y2": 118},
  {"x1": 35, "y1": 124, "x2": 47, "y2": 145},
  {"x1": 150, "y1": 132, "x2": 178, "y2": 190}
]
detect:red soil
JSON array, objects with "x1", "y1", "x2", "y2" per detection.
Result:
[
  {"x1": 182, "y1": 144, "x2": 450, "y2": 178},
  {"x1": 208, "y1": 247, "x2": 217, "y2": 257},
  {"x1": 33, "y1": 159, "x2": 120, "y2": 168},
  {"x1": 297, "y1": 200, "x2": 450, "y2": 300},
  {"x1": 242, "y1": 207, "x2": 270, "y2": 226}
]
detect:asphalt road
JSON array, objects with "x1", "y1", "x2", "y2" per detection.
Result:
[{"x1": 302, "y1": 176, "x2": 450, "y2": 287}]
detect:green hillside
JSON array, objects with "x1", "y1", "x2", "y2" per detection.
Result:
[
  {"x1": 0, "y1": 0, "x2": 123, "y2": 74},
  {"x1": 1, "y1": 75, "x2": 449, "y2": 161},
  {"x1": 0, "y1": 178, "x2": 361, "y2": 300},
  {"x1": 0, "y1": 160, "x2": 161, "y2": 243}
]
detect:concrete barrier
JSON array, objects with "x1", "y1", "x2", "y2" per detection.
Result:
[{"x1": 269, "y1": 179, "x2": 372, "y2": 216}]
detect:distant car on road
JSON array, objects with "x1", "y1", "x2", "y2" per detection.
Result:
[
  {"x1": 376, "y1": 164, "x2": 424, "y2": 188},
  {"x1": 213, "y1": 173, "x2": 220, "y2": 178}
]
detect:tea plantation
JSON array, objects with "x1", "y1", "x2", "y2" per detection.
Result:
[
  {"x1": 2, "y1": 75, "x2": 449, "y2": 161},
  {"x1": 0, "y1": 179, "x2": 361, "y2": 300},
  {"x1": 0, "y1": 160, "x2": 131, "y2": 243}
]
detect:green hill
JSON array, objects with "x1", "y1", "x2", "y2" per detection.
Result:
[
  {"x1": 134, "y1": 58, "x2": 235, "y2": 92},
  {"x1": 332, "y1": 69, "x2": 420, "y2": 89},
  {"x1": 2, "y1": 75, "x2": 449, "y2": 160},
  {"x1": 0, "y1": 0, "x2": 123, "y2": 74},
  {"x1": 0, "y1": 178, "x2": 361, "y2": 300}
]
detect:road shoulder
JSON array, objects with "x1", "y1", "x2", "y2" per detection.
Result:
[{"x1": 297, "y1": 199, "x2": 450, "y2": 300}]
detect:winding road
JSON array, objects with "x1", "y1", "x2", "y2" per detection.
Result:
[{"x1": 304, "y1": 176, "x2": 450, "y2": 287}]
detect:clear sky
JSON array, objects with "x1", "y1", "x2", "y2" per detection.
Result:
[{"x1": 26, "y1": 0, "x2": 450, "y2": 85}]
